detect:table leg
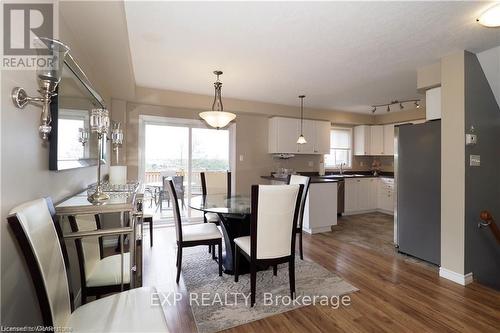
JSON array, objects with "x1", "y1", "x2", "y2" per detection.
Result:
[{"x1": 217, "y1": 213, "x2": 251, "y2": 275}]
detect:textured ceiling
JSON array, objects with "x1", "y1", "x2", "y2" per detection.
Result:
[{"x1": 124, "y1": 1, "x2": 500, "y2": 113}]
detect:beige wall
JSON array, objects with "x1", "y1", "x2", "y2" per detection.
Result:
[
  {"x1": 440, "y1": 51, "x2": 466, "y2": 275},
  {"x1": 0, "y1": 12, "x2": 111, "y2": 327},
  {"x1": 417, "y1": 62, "x2": 441, "y2": 91},
  {"x1": 373, "y1": 107, "x2": 426, "y2": 125},
  {"x1": 133, "y1": 86, "x2": 376, "y2": 124},
  {"x1": 119, "y1": 94, "x2": 406, "y2": 196}
]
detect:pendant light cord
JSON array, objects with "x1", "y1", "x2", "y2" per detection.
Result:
[{"x1": 299, "y1": 95, "x2": 305, "y2": 135}]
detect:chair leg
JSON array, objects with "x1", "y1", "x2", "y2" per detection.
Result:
[
  {"x1": 218, "y1": 241, "x2": 223, "y2": 276},
  {"x1": 273, "y1": 264, "x2": 278, "y2": 276},
  {"x1": 234, "y1": 245, "x2": 239, "y2": 282},
  {"x1": 299, "y1": 231, "x2": 303, "y2": 260},
  {"x1": 250, "y1": 262, "x2": 256, "y2": 307},
  {"x1": 212, "y1": 245, "x2": 216, "y2": 260},
  {"x1": 149, "y1": 218, "x2": 153, "y2": 247},
  {"x1": 289, "y1": 257, "x2": 296, "y2": 299},
  {"x1": 81, "y1": 291, "x2": 87, "y2": 305},
  {"x1": 176, "y1": 246, "x2": 182, "y2": 284},
  {"x1": 205, "y1": 216, "x2": 211, "y2": 254}
]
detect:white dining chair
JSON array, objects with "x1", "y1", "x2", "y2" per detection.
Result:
[
  {"x1": 234, "y1": 184, "x2": 303, "y2": 307},
  {"x1": 68, "y1": 214, "x2": 130, "y2": 304},
  {"x1": 7, "y1": 198, "x2": 168, "y2": 332}
]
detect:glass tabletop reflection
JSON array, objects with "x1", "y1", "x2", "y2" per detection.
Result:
[{"x1": 189, "y1": 195, "x2": 251, "y2": 215}]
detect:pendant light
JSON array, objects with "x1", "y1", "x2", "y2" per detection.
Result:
[
  {"x1": 297, "y1": 95, "x2": 307, "y2": 144},
  {"x1": 199, "y1": 71, "x2": 236, "y2": 129}
]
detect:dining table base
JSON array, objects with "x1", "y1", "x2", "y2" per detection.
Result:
[{"x1": 217, "y1": 213, "x2": 253, "y2": 275}]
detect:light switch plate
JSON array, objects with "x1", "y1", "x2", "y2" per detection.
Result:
[
  {"x1": 466, "y1": 134, "x2": 477, "y2": 145},
  {"x1": 470, "y1": 155, "x2": 480, "y2": 166}
]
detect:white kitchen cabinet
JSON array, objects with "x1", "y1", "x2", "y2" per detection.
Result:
[
  {"x1": 370, "y1": 125, "x2": 384, "y2": 155},
  {"x1": 377, "y1": 177, "x2": 394, "y2": 214},
  {"x1": 268, "y1": 117, "x2": 330, "y2": 154},
  {"x1": 383, "y1": 124, "x2": 395, "y2": 155},
  {"x1": 344, "y1": 178, "x2": 378, "y2": 213},
  {"x1": 426, "y1": 87, "x2": 441, "y2": 121},
  {"x1": 268, "y1": 117, "x2": 299, "y2": 154},
  {"x1": 344, "y1": 179, "x2": 359, "y2": 213},
  {"x1": 314, "y1": 120, "x2": 332, "y2": 154},
  {"x1": 354, "y1": 124, "x2": 394, "y2": 156},
  {"x1": 297, "y1": 120, "x2": 316, "y2": 153},
  {"x1": 345, "y1": 177, "x2": 394, "y2": 215},
  {"x1": 354, "y1": 125, "x2": 371, "y2": 156}
]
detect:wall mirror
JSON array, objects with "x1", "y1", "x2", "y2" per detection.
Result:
[{"x1": 49, "y1": 54, "x2": 107, "y2": 170}]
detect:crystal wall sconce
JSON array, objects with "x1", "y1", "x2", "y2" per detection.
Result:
[
  {"x1": 78, "y1": 127, "x2": 89, "y2": 146},
  {"x1": 111, "y1": 122, "x2": 124, "y2": 164},
  {"x1": 11, "y1": 38, "x2": 70, "y2": 140}
]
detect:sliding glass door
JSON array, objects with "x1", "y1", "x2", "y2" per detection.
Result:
[{"x1": 142, "y1": 117, "x2": 232, "y2": 223}]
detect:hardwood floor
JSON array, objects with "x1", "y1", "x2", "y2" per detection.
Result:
[{"x1": 142, "y1": 214, "x2": 500, "y2": 333}]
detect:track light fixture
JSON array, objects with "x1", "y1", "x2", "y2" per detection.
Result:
[{"x1": 371, "y1": 99, "x2": 421, "y2": 113}]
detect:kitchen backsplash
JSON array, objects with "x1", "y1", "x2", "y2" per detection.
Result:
[{"x1": 270, "y1": 154, "x2": 394, "y2": 174}]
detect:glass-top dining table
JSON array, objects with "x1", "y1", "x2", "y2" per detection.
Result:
[{"x1": 190, "y1": 194, "x2": 252, "y2": 274}]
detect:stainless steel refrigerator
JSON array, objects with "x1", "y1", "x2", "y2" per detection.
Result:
[{"x1": 394, "y1": 120, "x2": 441, "y2": 265}]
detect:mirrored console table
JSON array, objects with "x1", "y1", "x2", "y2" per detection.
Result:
[{"x1": 55, "y1": 184, "x2": 145, "y2": 289}]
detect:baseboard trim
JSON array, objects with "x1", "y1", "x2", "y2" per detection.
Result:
[
  {"x1": 439, "y1": 267, "x2": 473, "y2": 285},
  {"x1": 343, "y1": 209, "x2": 394, "y2": 216},
  {"x1": 303, "y1": 226, "x2": 333, "y2": 234}
]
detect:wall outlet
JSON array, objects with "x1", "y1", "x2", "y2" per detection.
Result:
[
  {"x1": 239, "y1": 155, "x2": 244, "y2": 162},
  {"x1": 470, "y1": 155, "x2": 480, "y2": 167}
]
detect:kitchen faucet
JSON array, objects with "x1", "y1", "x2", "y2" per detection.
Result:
[{"x1": 339, "y1": 163, "x2": 345, "y2": 175}]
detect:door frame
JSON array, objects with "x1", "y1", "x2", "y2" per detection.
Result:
[{"x1": 138, "y1": 115, "x2": 236, "y2": 212}]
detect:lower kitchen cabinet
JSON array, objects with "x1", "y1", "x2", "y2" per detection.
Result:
[{"x1": 344, "y1": 177, "x2": 394, "y2": 215}]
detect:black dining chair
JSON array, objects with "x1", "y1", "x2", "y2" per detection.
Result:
[
  {"x1": 159, "y1": 175, "x2": 185, "y2": 210},
  {"x1": 287, "y1": 175, "x2": 311, "y2": 260},
  {"x1": 234, "y1": 184, "x2": 304, "y2": 307},
  {"x1": 165, "y1": 179, "x2": 223, "y2": 283}
]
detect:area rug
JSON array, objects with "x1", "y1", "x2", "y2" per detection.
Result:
[{"x1": 178, "y1": 247, "x2": 358, "y2": 333}]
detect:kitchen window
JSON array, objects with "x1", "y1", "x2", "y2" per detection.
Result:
[{"x1": 325, "y1": 127, "x2": 352, "y2": 168}]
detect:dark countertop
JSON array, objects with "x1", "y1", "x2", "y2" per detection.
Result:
[
  {"x1": 261, "y1": 171, "x2": 394, "y2": 184},
  {"x1": 261, "y1": 176, "x2": 340, "y2": 184}
]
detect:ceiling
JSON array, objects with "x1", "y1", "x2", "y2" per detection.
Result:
[{"x1": 123, "y1": 1, "x2": 499, "y2": 113}]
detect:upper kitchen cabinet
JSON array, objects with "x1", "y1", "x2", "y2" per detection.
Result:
[
  {"x1": 354, "y1": 125, "x2": 371, "y2": 155},
  {"x1": 268, "y1": 117, "x2": 330, "y2": 154},
  {"x1": 383, "y1": 124, "x2": 395, "y2": 155},
  {"x1": 370, "y1": 125, "x2": 384, "y2": 155},
  {"x1": 426, "y1": 87, "x2": 441, "y2": 121},
  {"x1": 268, "y1": 117, "x2": 299, "y2": 153},
  {"x1": 354, "y1": 124, "x2": 395, "y2": 156},
  {"x1": 314, "y1": 120, "x2": 332, "y2": 154}
]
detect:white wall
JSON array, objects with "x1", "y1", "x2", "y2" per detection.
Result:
[{"x1": 477, "y1": 46, "x2": 500, "y2": 108}]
